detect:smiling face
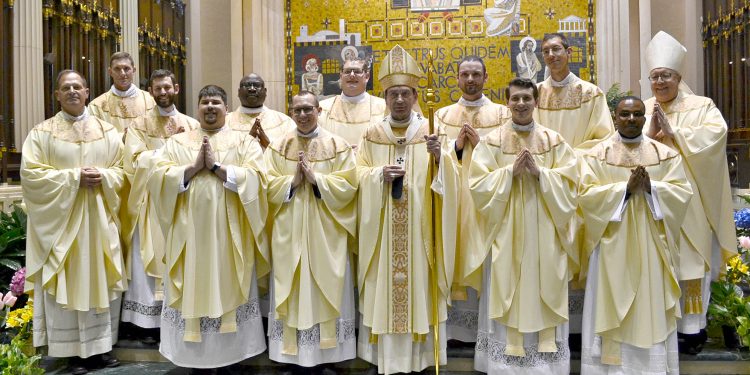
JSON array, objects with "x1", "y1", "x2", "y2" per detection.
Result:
[
  {"x1": 649, "y1": 67, "x2": 681, "y2": 103},
  {"x1": 507, "y1": 85, "x2": 536, "y2": 125},
  {"x1": 457, "y1": 60, "x2": 487, "y2": 101},
  {"x1": 197, "y1": 95, "x2": 228, "y2": 131},
  {"x1": 614, "y1": 98, "x2": 646, "y2": 139},
  {"x1": 108, "y1": 58, "x2": 135, "y2": 91},
  {"x1": 238, "y1": 74, "x2": 267, "y2": 108},
  {"x1": 291, "y1": 93, "x2": 321, "y2": 134},
  {"x1": 385, "y1": 86, "x2": 416, "y2": 122},
  {"x1": 55, "y1": 72, "x2": 90, "y2": 116},
  {"x1": 541, "y1": 36, "x2": 571, "y2": 76},
  {"x1": 340, "y1": 60, "x2": 369, "y2": 97},
  {"x1": 149, "y1": 76, "x2": 179, "y2": 109}
]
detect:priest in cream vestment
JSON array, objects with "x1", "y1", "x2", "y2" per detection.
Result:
[
  {"x1": 643, "y1": 31, "x2": 737, "y2": 354},
  {"x1": 23, "y1": 70, "x2": 125, "y2": 371},
  {"x1": 470, "y1": 78, "x2": 578, "y2": 374},
  {"x1": 121, "y1": 69, "x2": 199, "y2": 330},
  {"x1": 148, "y1": 85, "x2": 269, "y2": 369},
  {"x1": 435, "y1": 55, "x2": 511, "y2": 343},
  {"x1": 89, "y1": 52, "x2": 155, "y2": 135},
  {"x1": 579, "y1": 97, "x2": 692, "y2": 375},
  {"x1": 319, "y1": 58, "x2": 387, "y2": 147},
  {"x1": 356, "y1": 45, "x2": 460, "y2": 374},
  {"x1": 265, "y1": 91, "x2": 358, "y2": 368}
]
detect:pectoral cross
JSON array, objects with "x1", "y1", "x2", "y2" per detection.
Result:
[{"x1": 396, "y1": 156, "x2": 405, "y2": 164}]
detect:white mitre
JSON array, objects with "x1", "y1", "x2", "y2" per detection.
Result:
[{"x1": 645, "y1": 31, "x2": 687, "y2": 74}]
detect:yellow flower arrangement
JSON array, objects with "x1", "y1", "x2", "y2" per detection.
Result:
[{"x1": 4, "y1": 300, "x2": 33, "y2": 329}]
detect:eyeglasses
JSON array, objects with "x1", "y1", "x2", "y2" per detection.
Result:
[
  {"x1": 341, "y1": 69, "x2": 366, "y2": 76},
  {"x1": 541, "y1": 46, "x2": 566, "y2": 56},
  {"x1": 648, "y1": 72, "x2": 675, "y2": 82},
  {"x1": 240, "y1": 82, "x2": 263, "y2": 89},
  {"x1": 291, "y1": 106, "x2": 316, "y2": 115}
]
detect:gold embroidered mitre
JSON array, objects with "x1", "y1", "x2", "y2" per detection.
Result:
[
  {"x1": 645, "y1": 31, "x2": 687, "y2": 74},
  {"x1": 378, "y1": 45, "x2": 424, "y2": 90}
]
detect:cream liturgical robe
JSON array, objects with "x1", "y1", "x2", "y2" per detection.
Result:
[
  {"x1": 579, "y1": 134, "x2": 691, "y2": 374},
  {"x1": 534, "y1": 74, "x2": 614, "y2": 151},
  {"x1": 22, "y1": 111, "x2": 125, "y2": 357},
  {"x1": 645, "y1": 91, "x2": 736, "y2": 302},
  {"x1": 356, "y1": 113, "x2": 460, "y2": 374},
  {"x1": 227, "y1": 106, "x2": 296, "y2": 141},
  {"x1": 435, "y1": 95, "x2": 511, "y2": 342},
  {"x1": 89, "y1": 88, "x2": 156, "y2": 134},
  {"x1": 320, "y1": 93, "x2": 387, "y2": 146},
  {"x1": 120, "y1": 107, "x2": 199, "y2": 327},
  {"x1": 469, "y1": 123, "x2": 578, "y2": 374},
  {"x1": 149, "y1": 128, "x2": 269, "y2": 367},
  {"x1": 265, "y1": 127, "x2": 358, "y2": 365}
]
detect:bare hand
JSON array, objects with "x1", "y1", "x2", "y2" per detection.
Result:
[
  {"x1": 425, "y1": 134, "x2": 441, "y2": 163},
  {"x1": 250, "y1": 119, "x2": 270, "y2": 149},
  {"x1": 80, "y1": 167, "x2": 102, "y2": 188},
  {"x1": 383, "y1": 165, "x2": 406, "y2": 183},
  {"x1": 176, "y1": 125, "x2": 186, "y2": 134},
  {"x1": 513, "y1": 150, "x2": 527, "y2": 177},
  {"x1": 299, "y1": 152, "x2": 316, "y2": 184},
  {"x1": 203, "y1": 136, "x2": 216, "y2": 169},
  {"x1": 524, "y1": 151, "x2": 540, "y2": 177},
  {"x1": 646, "y1": 103, "x2": 662, "y2": 139},
  {"x1": 627, "y1": 166, "x2": 646, "y2": 193},
  {"x1": 455, "y1": 125, "x2": 468, "y2": 151},
  {"x1": 464, "y1": 123, "x2": 480, "y2": 148}
]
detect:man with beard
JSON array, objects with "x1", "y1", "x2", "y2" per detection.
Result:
[
  {"x1": 227, "y1": 73, "x2": 295, "y2": 151},
  {"x1": 22, "y1": 69, "x2": 125, "y2": 374},
  {"x1": 534, "y1": 33, "x2": 614, "y2": 345},
  {"x1": 319, "y1": 57, "x2": 386, "y2": 147},
  {"x1": 470, "y1": 78, "x2": 578, "y2": 375},
  {"x1": 120, "y1": 69, "x2": 199, "y2": 341},
  {"x1": 356, "y1": 45, "x2": 459, "y2": 374},
  {"x1": 643, "y1": 31, "x2": 736, "y2": 355},
  {"x1": 265, "y1": 91, "x2": 358, "y2": 373},
  {"x1": 149, "y1": 85, "x2": 269, "y2": 371},
  {"x1": 434, "y1": 55, "x2": 511, "y2": 344},
  {"x1": 90, "y1": 52, "x2": 156, "y2": 136},
  {"x1": 578, "y1": 96, "x2": 691, "y2": 374}
]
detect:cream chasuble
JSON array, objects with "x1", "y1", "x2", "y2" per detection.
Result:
[
  {"x1": 435, "y1": 97, "x2": 511, "y2": 293},
  {"x1": 89, "y1": 89, "x2": 156, "y2": 134},
  {"x1": 579, "y1": 134, "x2": 691, "y2": 366},
  {"x1": 356, "y1": 112, "x2": 459, "y2": 335},
  {"x1": 468, "y1": 123, "x2": 578, "y2": 355},
  {"x1": 265, "y1": 127, "x2": 358, "y2": 354},
  {"x1": 148, "y1": 128, "x2": 269, "y2": 342},
  {"x1": 534, "y1": 75, "x2": 614, "y2": 151},
  {"x1": 122, "y1": 107, "x2": 199, "y2": 286},
  {"x1": 22, "y1": 112, "x2": 126, "y2": 310},
  {"x1": 320, "y1": 93, "x2": 387, "y2": 146},
  {"x1": 644, "y1": 91, "x2": 736, "y2": 289},
  {"x1": 227, "y1": 107, "x2": 296, "y2": 142}
]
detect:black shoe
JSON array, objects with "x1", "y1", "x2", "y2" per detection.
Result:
[
  {"x1": 100, "y1": 351, "x2": 120, "y2": 368},
  {"x1": 678, "y1": 330, "x2": 707, "y2": 355},
  {"x1": 69, "y1": 357, "x2": 88, "y2": 375}
]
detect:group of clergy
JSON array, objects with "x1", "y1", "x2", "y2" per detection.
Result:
[{"x1": 19, "y1": 29, "x2": 735, "y2": 375}]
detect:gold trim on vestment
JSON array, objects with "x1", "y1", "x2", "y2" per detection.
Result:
[
  {"x1": 269, "y1": 128, "x2": 350, "y2": 162},
  {"x1": 537, "y1": 81, "x2": 600, "y2": 111},
  {"x1": 588, "y1": 134, "x2": 680, "y2": 168},
  {"x1": 37, "y1": 113, "x2": 113, "y2": 143},
  {"x1": 485, "y1": 123, "x2": 564, "y2": 155},
  {"x1": 392, "y1": 189, "x2": 410, "y2": 334},
  {"x1": 683, "y1": 278, "x2": 703, "y2": 315}
]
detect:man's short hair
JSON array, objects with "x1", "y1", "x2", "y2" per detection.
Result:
[
  {"x1": 505, "y1": 77, "x2": 539, "y2": 101},
  {"x1": 542, "y1": 33, "x2": 570, "y2": 49},
  {"x1": 110, "y1": 51, "x2": 135, "y2": 67},
  {"x1": 615, "y1": 95, "x2": 644, "y2": 111},
  {"x1": 198, "y1": 85, "x2": 227, "y2": 105},
  {"x1": 458, "y1": 55, "x2": 486, "y2": 75},
  {"x1": 149, "y1": 69, "x2": 177, "y2": 87},
  {"x1": 55, "y1": 69, "x2": 88, "y2": 88},
  {"x1": 295, "y1": 90, "x2": 320, "y2": 107}
]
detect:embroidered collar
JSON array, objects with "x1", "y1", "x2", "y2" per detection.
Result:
[
  {"x1": 158, "y1": 105, "x2": 177, "y2": 117},
  {"x1": 458, "y1": 94, "x2": 489, "y2": 107},
  {"x1": 61, "y1": 107, "x2": 90, "y2": 122},
  {"x1": 388, "y1": 112, "x2": 414, "y2": 128},
  {"x1": 341, "y1": 92, "x2": 368, "y2": 104},
  {"x1": 383, "y1": 112, "x2": 423, "y2": 145},
  {"x1": 110, "y1": 84, "x2": 139, "y2": 98},
  {"x1": 239, "y1": 105, "x2": 266, "y2": 114}
]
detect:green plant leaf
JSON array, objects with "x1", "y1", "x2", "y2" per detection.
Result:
[{"x1": 0, "y1": 258, "x2": 22, "y2": 271}]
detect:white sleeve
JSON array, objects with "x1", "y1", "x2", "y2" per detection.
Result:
[
  {"x1": 645, "y1": 186, "x2": 664, "y2": 220},
  {"x1": 223, "y1": 165, "x2": 239, "y2": 193},
  {"x1": 610, "y1": 189, "x2": 628, "y2": 222}
]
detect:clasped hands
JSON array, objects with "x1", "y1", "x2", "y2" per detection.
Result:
[
  {"x1": 512, "y1": 148, "x2": 540, "y2": 178},
  {"x1": 627, "y1": 165, "x2": 651, "y2": 194},
  {"x1": 291, "y1": 151, "x2": 316, "y2": 189},
  {"x1": 80, "y1": 167, "x2": 102, "y2": 188},
  {"x1": 249, "y1": 118, "x2": 270, "y2": 149},
  {"x1": 645, "y1": 103, "x2": 674, "y2": 141},
  {"x1": 455, "y1": 122, "x2": 479, "y2": 151},
  {"x1": 183, "y1": 136, "x2": 224, "y2": 184}
]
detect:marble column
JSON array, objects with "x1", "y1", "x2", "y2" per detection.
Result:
[
  {"x1": 119, "y1": 0, "x2": 140, "y2": 72},
  {"x1": 12, "y1": 0, "x2": 45, "y2": 148}
]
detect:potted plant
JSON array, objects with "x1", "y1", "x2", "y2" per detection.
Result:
[{"x1": 0, "y1": 267, "x2": 43, "y2": 374}]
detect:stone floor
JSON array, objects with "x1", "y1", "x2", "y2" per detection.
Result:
[{"x1": 40, "y1": 338, "x2": 750, "y2": 375}]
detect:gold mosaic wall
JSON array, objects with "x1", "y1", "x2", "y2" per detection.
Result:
[{"x1": 286, "y1": 0, "x2": 596, "y2": 108}]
